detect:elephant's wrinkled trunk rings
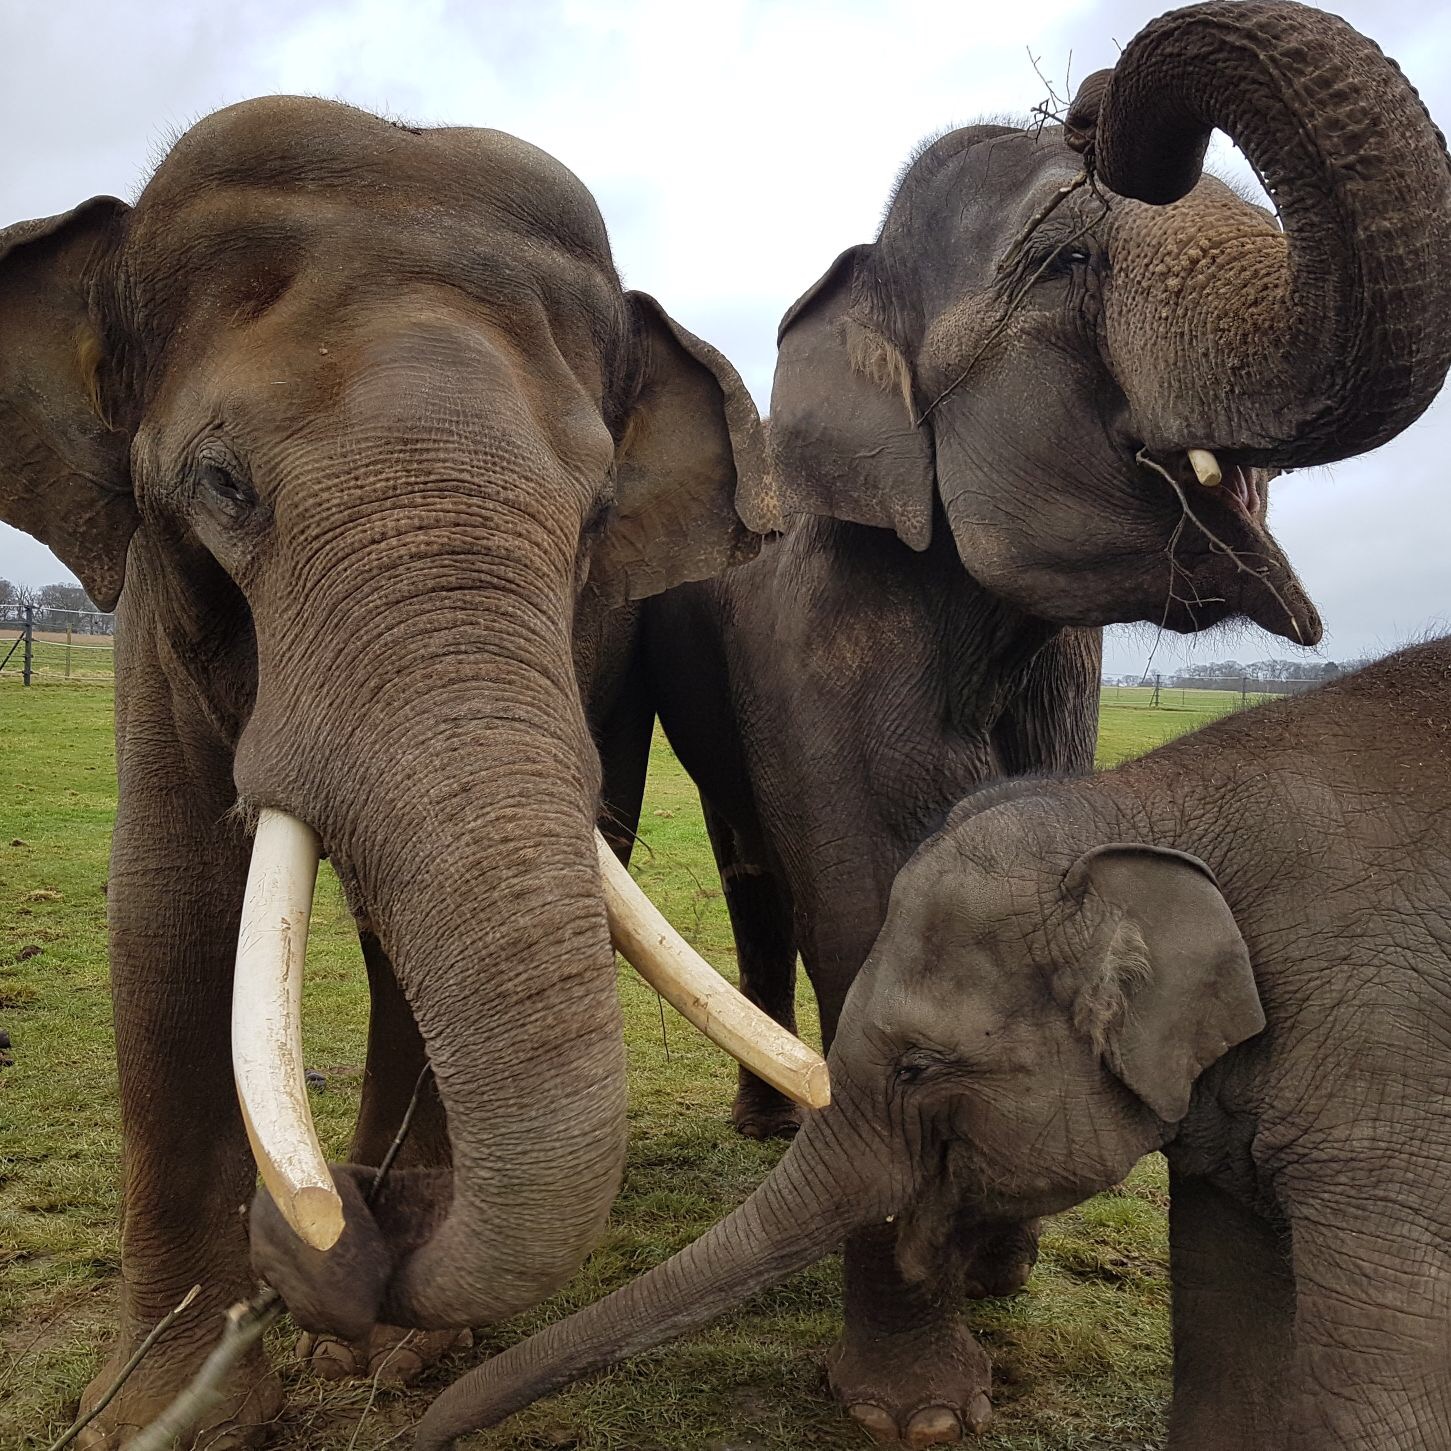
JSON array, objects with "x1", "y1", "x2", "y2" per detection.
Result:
[
  {"x1": 231, "y1": 813, "x2": 829, "y2": 1249},
  {"x1": 1066, "y1": 0, "x2": 1451, "y2": 470},
  {"x1": 413, "y1": 1088, "x2": 898, "y2": 1450}
]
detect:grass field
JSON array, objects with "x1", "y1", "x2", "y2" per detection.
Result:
[{"x1": 0, "y1": 677, "x2": 1241, "y2": 1449}]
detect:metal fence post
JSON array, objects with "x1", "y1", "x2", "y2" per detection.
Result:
[
  {"x1": 22, "y1": 605, "x2": 33, "y2": 686},
  {"x1": 66, "y1": 623, "x2": 72, "y2": 679}
]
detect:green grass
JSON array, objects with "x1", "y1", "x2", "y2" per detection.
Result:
[{"x1": 0, "y1": 676, "x2": 1229, "y2": 1449}]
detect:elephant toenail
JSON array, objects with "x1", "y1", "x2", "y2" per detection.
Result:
[
  {"x1": 966, "y1": 1392, "x2": 993, "y2": 1435},
  {"x1": 307, "y1": 1336, "x2": 361, "y2": 1380},
  {"x1": 905, "y1": 1405, "x2": 964, "y2": 1446},
  {"x1": 848, "y1": 1401, "x2": 900, "y2": 1443},
  {"x1": 369, "y1": 1346, "x2": 423, "y2": 1384}
]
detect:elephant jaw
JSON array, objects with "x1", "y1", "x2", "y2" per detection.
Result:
[
  {"x1": 1132, "y1": 446, "x2": 1318, "y2": 646},
  {"x1": 230, "y1": 812, "x2": 830, "y2": 1254}
]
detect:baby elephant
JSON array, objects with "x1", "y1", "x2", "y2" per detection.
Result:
[{"x1": 413, "y1": 638, "x2": 1451, "y2": 1451}]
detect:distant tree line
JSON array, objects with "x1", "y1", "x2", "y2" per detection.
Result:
[
  {"x1": 1107, "y1": 656, "x2": 1379, "y2": 693},
  {"x1": 0, "y1": 579, "x2": 116, "y2": 633}
]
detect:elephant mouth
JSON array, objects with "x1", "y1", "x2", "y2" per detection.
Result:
[
  {"x1": 1128, "y1": 445, "x2": 1320, "y2": 645},
  {"x1": 1135, "y1": 446, "x2": 1265, "y2": 524}
]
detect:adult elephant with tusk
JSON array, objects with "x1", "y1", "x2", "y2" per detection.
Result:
[
  {"x1": 610, "y1": 1, "x2": 1451, "y2": 1442},
  {"x1": 0, "y1": 97, "x2": 822, "y2": 1447}
]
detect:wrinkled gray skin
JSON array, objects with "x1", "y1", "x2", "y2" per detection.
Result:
[
  {"x1": 597, "y1": 1, "x2": 1451, "y2": 1440},
  {"x1": 422, "y1": 636, "x2": 1451, "y2": 1451},
  {"x1": 0, "y1": 98, "x2": 768, "y2": 1446}
]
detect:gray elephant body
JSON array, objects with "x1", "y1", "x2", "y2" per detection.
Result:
[
  {"x1": 422, "y1": 637, "x2": 1451, "y2": 1451},
  {"x1": 0, "y1": 98, "x2": 767, "y2": 1444},
  {"x1": 619, "y1": 0, "x2": 1451, "y2": 1436}
]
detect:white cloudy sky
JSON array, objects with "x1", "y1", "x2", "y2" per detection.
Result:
[{"x1": 2, "y1": 0, "x2": 1448, "y2": 676}]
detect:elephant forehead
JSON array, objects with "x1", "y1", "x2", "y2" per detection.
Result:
[
  {"x1": 127, "y1": 98, "x2": 614, "y2": 280},
  {"x1": 879, "y1": 127, "x2": 1083, "y2": 279}
]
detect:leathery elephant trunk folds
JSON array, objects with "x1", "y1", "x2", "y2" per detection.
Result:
[
  {"x1": 414, "y1": 1064, "x2": 905, "y2": 1450},
  {"x1": 1070, "y1": 0, "x2": 1451, "y2": 473},
  {"x1": 233, "y1": 500, "x2": 623, "y2": 1325}
]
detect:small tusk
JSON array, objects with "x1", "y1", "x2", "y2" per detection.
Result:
[
  {"x1": 1187, "y1": 448, "x2": 1222, "y2": 487},
  {"x1": 595, "y1": 832, "x2": 830, "y2": 1110},
  {"x1": 232, "y1": 809, "x2": 344, "y2": 1252}
]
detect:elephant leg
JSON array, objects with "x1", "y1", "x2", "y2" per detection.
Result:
[
  {"x1": 593, "y1": 643, "x2": 654, "y2": 864},
  {"x1": 76, "y1": 697, "x2": 279, "y2": 1449},
  {"x1": 349, "y1": 931, "x2": 449, "y2": 1170},
  {"x1": 702, "y1": 803, "x2": 802, "y2": 1140},
  {"x1": 830, "y1": 1223, "x2": 993, "y2": 1447},
  {"x1": 299, "y1": 933, "x2": 465, "y2": 1386},
  {"x1": 801, "y1": 922, "x2": 991, "y2": 1446},
  {"x1": 1280, "y1": 1184, "x2": 1451, "y2": 1450},
  {"x1": 1166, "y1": 1170, "x2": 1294, "y2": 1451}
]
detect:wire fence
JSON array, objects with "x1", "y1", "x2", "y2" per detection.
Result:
[{"x1": 0, "y1": 606, "x2": 116, "y2": 685}]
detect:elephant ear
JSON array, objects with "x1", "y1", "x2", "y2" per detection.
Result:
[
  {"x1": 769, "y1": 243, "x2": 936, "y2": 550},
  {"x1": 0, "y1": 197, "x2": 135, "y2": 610},
  {"x1": 589, "y1": 292, "x2": 770, "y2": 607},
  {"x1": 1065, "y1": 843, "x2": 1264, "y2": 1124}
]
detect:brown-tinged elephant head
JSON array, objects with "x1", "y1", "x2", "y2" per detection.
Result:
[
  {"x1": 0, "y1": 97, "x2": 775, "y2": 1333},
  {"x1": 768, "y1": 0, "x2": 1451, "y2": 646}
]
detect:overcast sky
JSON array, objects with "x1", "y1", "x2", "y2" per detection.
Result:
[{"x1": 2, "y1": 0, "x2": 1447, "y2": 676}]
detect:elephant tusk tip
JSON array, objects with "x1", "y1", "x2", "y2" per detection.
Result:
[
  {"x1": 283, "y1": 1183, "x2": 346, "y2": 1252},
  {"x1": 1187, "y1": 448, "x2": 1222, "y2": 487},
  {"x1": 803, "y1": 1060, "x2": 832, "y2": 1111}
]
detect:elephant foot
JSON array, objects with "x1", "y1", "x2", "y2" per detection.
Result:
[
  {"x1": 73, "y1": 1332, "x2": 281, "y2": 1449},
  {"x1": 958, "y1": 1218, "x2": 1040, "y2": 1300},
  {"x1": 730, "y1": 1080, "x2": 803, "y2": 1140},
  {"x1": 827, "y1": 1316, "x2": 992, "y2": 1447},
  {"x1": 296, "y1": 1325, "x2": 473, "y2": 1385}
]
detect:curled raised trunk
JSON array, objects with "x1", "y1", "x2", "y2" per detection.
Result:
[
  {"x1": 1070, "y1": 0, "x2": 1451, "y2": 467},
  {"x1": 414, "y1": 1098, "x2": 898, "y2": 1449}
]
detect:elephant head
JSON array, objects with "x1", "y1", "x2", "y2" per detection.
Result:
[
  {"x1": 0, "y1": 98, "x2": 801, "y2": 1333},
  {"x1": 407, "y1": 778, "x2": 1261, "y2": 1447},
  {"x1": 768, "y1": 0, "x2": 1451, "y2": 644}
]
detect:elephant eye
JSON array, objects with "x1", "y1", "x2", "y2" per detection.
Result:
[
  {"x1": 894, "y1": 1047, "x2": 954, "y2": 1087},
  {"x1": 196, "y1": 455, "x2": 256, "y2": 516}
]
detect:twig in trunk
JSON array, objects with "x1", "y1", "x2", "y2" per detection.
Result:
[{"x1": 46, "y1": 1286, "x2": 201, "y2": 1451}]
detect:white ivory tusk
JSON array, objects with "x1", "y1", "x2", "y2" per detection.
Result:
[
  {"x1": 1187, "y1": 448, "x2": 1223, "y2": 487},
  {"x1": 232, "y1": 808, "x2": 345, "y2": 1252},
  {"x1": 595, "y1": 831, "x2": 830, "y2": 1110}
]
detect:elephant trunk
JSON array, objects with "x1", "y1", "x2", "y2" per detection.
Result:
[
  {"x1": 237, "y1": 475, "x2": 630, "y2": 1328},
  {"x1": 1072, "y1": 0, "x2": 1451, "y2": 469},
  {"x1": 414, "y1": 1090, "x2": 902, "y2": 1450}
]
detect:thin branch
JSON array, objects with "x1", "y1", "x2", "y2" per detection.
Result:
[
  {"x1": 1134, "y1": 449, "x2": 1304, "y2": 643},
  {"x1": 346, "y1": 1332, "x2": 418, "y2": 1451},
  {"x1": 47, "y1": 1286, "x2": 201, "y2": 1451},
  {"x1": 370, "y1": 1063, "x2": 433, "y2": 1204},
  {"x1": 126, "y1": 1292, "x2": 281, "y2": 1451},
  {"x1": 916, "y1": 192, "x2": 1105, "y2": 426},
  {"x1": 110, "y1": 1068, "x2": 435, "y2": 1450},
  {"x1": 996, "y1": 171, "x2": 1088, "y2": 276}
]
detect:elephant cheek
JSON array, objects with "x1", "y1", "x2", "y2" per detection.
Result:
[{"x1": 249, "y1": 1170, "x2": 390, "y2": 1342}]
